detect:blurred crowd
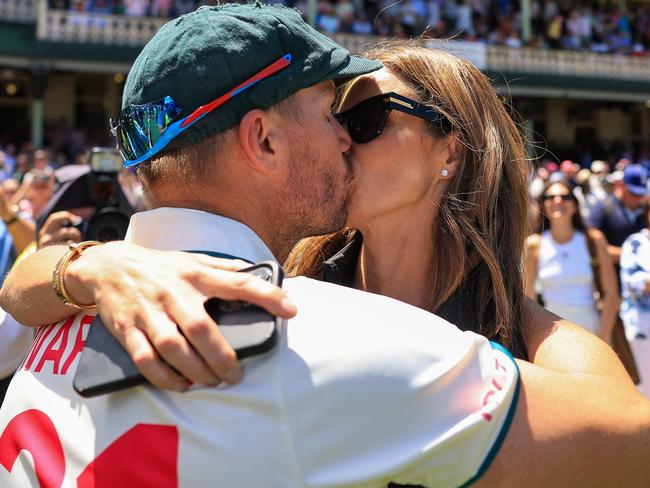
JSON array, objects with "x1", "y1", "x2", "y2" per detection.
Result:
[
  {"x1": 48, "y1": 0, "x2": 214, "y2": 17},
  {"x1": 48, "y1": 0, "x2": 650, "y2": 56},
  {"x1": 0, "y1": 144, "x2": 143, "y2": 248},
  {"x1": 529, "y1": 158, "x2": 650, "y2": 397}
]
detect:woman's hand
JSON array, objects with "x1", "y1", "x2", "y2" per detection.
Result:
[{"x1": 27, "y1": 241, "x2": 297, "y2": 392}]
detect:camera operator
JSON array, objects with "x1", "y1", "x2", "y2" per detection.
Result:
[
  {"x1": 35, "y1": 148, "x2": 135, "y2": 244},
  {"x1": 0, "y1": 150, "x2": 134, "y2": 405}
]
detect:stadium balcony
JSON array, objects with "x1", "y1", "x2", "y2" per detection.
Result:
[
  {"x1": 332, "y1": 34, "x2": 650, "y2": 103},
  {"x1": 0, "y1": 0, "x2": 36, "y2": 24},
  {"x1": 14, "y1": 4, "x2": 650, "y2": 102},
  {"x1": 0, "y1": 2, "x2": 647, "y2": 155},
  {"x1": 37, "y1": 5, "x2": 164, "y2": 47}
]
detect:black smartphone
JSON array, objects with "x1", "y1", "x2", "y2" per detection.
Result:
[{"x1": 73, "y1": 261, "x2": 283, "y2": 397}]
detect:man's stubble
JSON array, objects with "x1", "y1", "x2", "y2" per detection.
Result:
[{"x1": 274, "y1": 135, "x2": 352, "y2": 257}]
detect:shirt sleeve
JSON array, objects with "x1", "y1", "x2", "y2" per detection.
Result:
[
  {"x1": 387, "y1": 340, "x2": 520, "y2": 488},
  {"x1": 0, "y1": 309, "x2": 33, "y2": 378},
  {"x1": 620, "y1": 234, "x2": 650, "y2": 298},
  {"x1": 281, "y1": 279, "x2": 520, "y2": 488},
  {"x1": 586, "y1": 201, "x2": 605, "y2": 230}
]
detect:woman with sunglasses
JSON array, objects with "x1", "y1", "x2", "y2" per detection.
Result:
[
  {"x1": 285, "y1": 44, "x2": 529, "y2": 357},
  {"x1": 524, "y1": 180, "x2": 619, "y2": 341},
  {"x1": 1, "y1": 45, "x2": 627, "y2": 384}
]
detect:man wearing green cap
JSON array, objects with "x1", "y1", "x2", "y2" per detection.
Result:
[{"x1": 1, "y1": 4, "x2": 649, "y2": 487}]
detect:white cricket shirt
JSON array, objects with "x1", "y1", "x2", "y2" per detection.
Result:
[{"x1": 0, "y1": 207, "x2": 519, "y2": 487}]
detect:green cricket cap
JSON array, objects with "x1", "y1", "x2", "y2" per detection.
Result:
[{"x1": 122, "y1": 2, "x2": 382, "y2": 150}]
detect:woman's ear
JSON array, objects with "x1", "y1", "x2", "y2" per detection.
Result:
[
  {"x1": 238, "y1": 109, "x2": 282, "y2": 174},
  {"x1": 438, "y1": 133, "x2": 462, "y2": 180}
]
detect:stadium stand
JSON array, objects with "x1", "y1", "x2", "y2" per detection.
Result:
[{"x1": 0, "y1": 0, "x2": 646, "y2": 166}]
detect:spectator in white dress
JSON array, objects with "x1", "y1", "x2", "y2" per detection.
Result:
[{"x1": 525, "y1": 180, "x2": 620, "y2": 342}]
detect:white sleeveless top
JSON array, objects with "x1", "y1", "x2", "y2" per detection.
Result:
[
  {"x1": 538, "y1": 231, "x2": 600, "y2": 333},
  {"x1": 538, "y1": 231, "x2": 596, "y2": 307}
]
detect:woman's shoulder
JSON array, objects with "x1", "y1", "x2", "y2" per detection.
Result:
[
  {"x1": 585, "y1": 227, "x2": 607, "y2": 245},
  {"x1": 525, "y1": 233, "x2": 543, "y2": 255},
  {"x1": 525, "y1": 233, "x2": 543, "y2": 246}
]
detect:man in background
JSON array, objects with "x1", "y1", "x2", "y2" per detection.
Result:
[{"x1": 588, "y1": 164, "x2": 649, "y2": 267}]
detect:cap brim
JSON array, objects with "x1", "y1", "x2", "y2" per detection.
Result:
[
  {"x1": 626, "y1": 185, "x2": 649, "y2": 196},
  {"x1": 328, "y1": 55, "x2": 382, "y2": 83}
]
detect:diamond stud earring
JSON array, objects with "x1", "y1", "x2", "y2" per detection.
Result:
[{"x1": 441, "y1": 169, "x2": 449, "y2": 177}]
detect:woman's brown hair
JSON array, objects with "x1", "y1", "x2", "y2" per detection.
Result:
[{"x1": 285, "y1": 44, "x2": 530, "y2": 353}]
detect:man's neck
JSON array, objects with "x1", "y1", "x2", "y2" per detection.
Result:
[{"x1": 150, "y1": 197, "x2": 291, "y2": 261}]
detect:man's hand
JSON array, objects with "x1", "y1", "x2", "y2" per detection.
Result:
[
  {"x1": 65, "y1": 241, "x2": 297, "y2": 391},
  {"x1": 39, "y1": 211, "x2": 83, "y2": 247}
]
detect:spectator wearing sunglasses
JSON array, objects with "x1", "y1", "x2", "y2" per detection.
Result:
[{"x1": 524, "y1": 180, "x2": 619, "y2": 342}]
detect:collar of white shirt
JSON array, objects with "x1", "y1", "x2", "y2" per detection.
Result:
[{"x1": 124, "y1": 207, "x2": 277, "y2": 264}]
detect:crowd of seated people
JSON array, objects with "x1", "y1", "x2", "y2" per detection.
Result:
[{"x1": 47, "y1": 0, "x2": 650, "y2": 56}]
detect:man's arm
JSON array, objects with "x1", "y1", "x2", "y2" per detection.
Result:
[
  {"x1": 0, "y1": 241, "x2": 297, "y2": 390},
  {"x1": 296, "y1": 292, "x2": 649, "y2": 487},
  {"x1": 477, "y1": 299, "x2": 649, "y2": 485},
  {"x1": 478, "y1": 360, "x2": 650, "y2": 487}
]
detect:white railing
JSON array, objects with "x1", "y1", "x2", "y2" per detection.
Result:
[
  {"x1": 37, "y1": 6, "x2": 166, "y2": 47},
  {"x1": 331, "y1": 34, "x2": 650, "y2": 83},
  {"x1": 486, "y1": 46, "x2": 650, "y2": 82},
  {"x1": 0, "y1": 0, "x2": 37, "y2": 23},
  {"x1": 34, "y1": 9, "x2": 650, "y2": 83}
]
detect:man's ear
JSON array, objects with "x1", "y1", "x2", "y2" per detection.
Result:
[{"x1": 238, "y1": 109, "x2": 281, "y2": 174}]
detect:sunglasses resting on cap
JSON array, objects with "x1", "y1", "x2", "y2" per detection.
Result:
[{"x1": 112, "y1": 54, "x2": 293, "y2": 168}]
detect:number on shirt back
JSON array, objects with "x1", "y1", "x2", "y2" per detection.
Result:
[{"x1": 0, "y1": 409, "x2": 178, "y2": 487}]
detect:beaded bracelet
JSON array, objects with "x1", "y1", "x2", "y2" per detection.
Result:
[{"x1": 52, "y1": 241, "x2": 102, "y2": 309}]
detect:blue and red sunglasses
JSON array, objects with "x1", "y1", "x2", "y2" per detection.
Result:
[{"x1": 111, "y1": 53, "x2": 293, "y2": 168}]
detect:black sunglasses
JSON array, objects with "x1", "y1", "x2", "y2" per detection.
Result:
[
  {"x1": 334, "y1": 92, "x2": 451, "y2": 144},
  {"x1": 543, "y1": 193, "x2": 574, "y2": 202}
]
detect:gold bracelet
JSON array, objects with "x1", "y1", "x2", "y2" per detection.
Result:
[{"x1": 52, "y1": 241, "x2": 102, "y2": 309}]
